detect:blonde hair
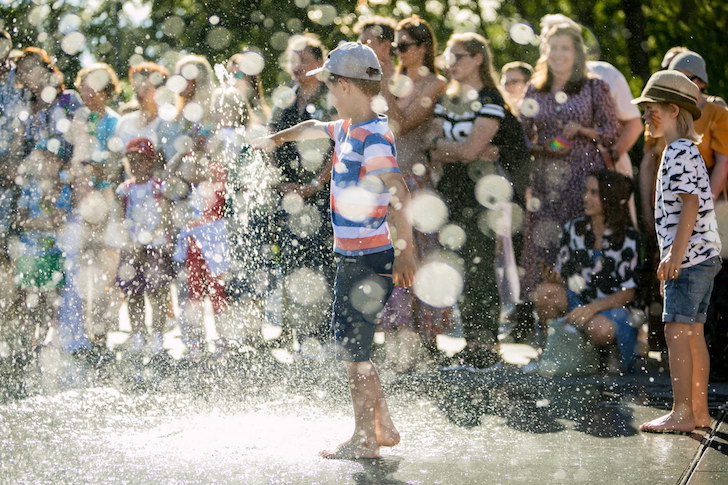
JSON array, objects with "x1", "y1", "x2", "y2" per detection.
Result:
[
  {"x1": 532, "y1": 23, "x2": 590, "y2": 94},
  {"x1": 675, "y1": 106, "x2": 702, "y2": 143}
]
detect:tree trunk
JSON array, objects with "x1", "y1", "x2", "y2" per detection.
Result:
[{"x1": 621, "y1": 0, "x2": 651, "y2": 82}]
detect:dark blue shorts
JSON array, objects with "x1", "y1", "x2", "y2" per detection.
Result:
[
  {"x1": 332, "y1": 249, "x2": 395, "y2": 362},
  {"x1": 663, "y1": 256, "x2": 722, "y2": 324}
]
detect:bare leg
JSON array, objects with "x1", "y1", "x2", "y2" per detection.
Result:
[
  {"x1": 127, "y1": 293, "x2": 147, "y2": 337},
  {"x1": 585, "y1": 315, "x2": 616, "y2": 346},
  {"x1": 641, "y1": 323, "x2": 696, "y2": 432},
  {"x1": 531, "y1": 283, "x2": 567, "y2": 325},
  {"x1": 689, "y1": 323, "x2": 711, "y2": 428},
  {"x1": 321, "y1": 360, "x2": 396, "y2": 459}
]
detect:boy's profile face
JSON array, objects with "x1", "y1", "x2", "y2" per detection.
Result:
[
  {"x1": 127, "y1": 152, "x2": 155, "y2": 182},
  {"x1": 642, "y1": 102, "x2": 675, "y2": 138},
  {"x1": 324, "y1": 75, "x2": 346, "y2": 113}
]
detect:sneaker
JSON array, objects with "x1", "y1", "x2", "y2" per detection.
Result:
[{"x1": 149, "y1": 333, "x2": 164, "y2": 356}]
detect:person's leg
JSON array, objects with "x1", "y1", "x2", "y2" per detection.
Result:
[
  {"x1": 689, "y1": 323, "x2": 711, "y2": 428},
  {"x1": 640, "y1": 322, "x2": 695, "y2": 432},
  {"x1": 321, "y1": 360, "x2": 386, "y2": 459},
  {"x1": 126, "y1": 292, "x2": 147, "y2": 350},
  {"x1": 584, "y1": 315, "x2": 616, "y2": 346},
  {"x1": 148, "y1": 287, "x2": 169, "y2": 355}
]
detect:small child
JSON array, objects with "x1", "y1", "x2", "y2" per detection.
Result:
[
  {"x1": 634, "y1": 71, "x2": 722, "y2": 432},
  {"x1": 116, "y1": 138, "x2": 174, "y2": 360},
  {"x1": 254, "y1": 42, "x2": 416, "y2": 459},
  {"x1": 13, "y1": 140, "x2": 72, "y2": 365}
]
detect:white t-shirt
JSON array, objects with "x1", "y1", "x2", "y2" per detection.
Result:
[
  {"x1": 655, "y1": 138, "x2": 721, "y2": 266},
  {"x1": 114, "y1": 111, "x2": 181, "y2": 160},
  {"x1": 588, "y1": 61, "x2": 641, "y2": 175}
]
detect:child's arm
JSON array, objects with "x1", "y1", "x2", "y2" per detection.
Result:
[
  {"x1": 251, "y1": 119, "x2": 330, "y2": 151},
  {"x1": 376, "y1": 172, "x2": 416, "y2": 288},
  {"x1": 657, "y1": 193, "x2": 699, "y2": 280}
]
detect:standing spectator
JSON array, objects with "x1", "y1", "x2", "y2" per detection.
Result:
[
  {"x1": 428, "y1": 32, "x2": 530, "y2": 369},
  {"x1": 531, "y1": 170, "x2": 639, "y2": 373},
  {"x1": 500, "y1": 61, "x2": 533, "y2": 113},
  {"x1": 353, "y1": 16, "x2": 397, "y2": 69},
  {"x1": 12, "y1": 141, "x2": 72, "y2": 385},
  {"x1": 67, "y1": 63, "x2": 123, "y2": 360},
  {"x1": 269, "y1": 34, "x2": 336, "y2": 348},
  {"x1": 518, "y1": 23, "x2": 619, "y2": 295},
  {"x1": 115, "y1": 62, "x2": 178, "y2": 161},
  {"x1": 374, "y1": 15, "x2": 449, "y2": 372},
  {"x1": 226, "y1": 51, "x2": 270, "y2": 126},
  {"x1": 0, "y1": 29, "x2": 22, "y2": 318}
]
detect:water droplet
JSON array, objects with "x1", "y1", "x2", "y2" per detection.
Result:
[
  {"x1": 207, "y1": 27, "x2": 231, "y2": 51},
  {"x1": 58, "y1": 14, "x2": 82, "y2": 34},
  {"x1": 527, "y1": 196, "x2": 541, "y2": 212},
  {"x1": 78, "y1": 192, "x2": 110, "y2": 225},
  {"x1": 286, "y1": 268, "x2": 328, "y2": 306},
  {"x1": 475, "y1": 175, "x2": 513, "y2": 209},
  {"x1": 183, "y1": 102, "x2": 204, "y2": 123},
  {"x1": 307, "y1": 5, "x2": 337, "y2": 25},
  {"x1": 414, "y1": 262, "x2": 462, "y2": 308},
  {"x1": 46, "y1": 138, "x2": 61, "y2": 154},
  {"x1": 180, "y1": 63, "x2": 200, "y2": 80},
  {"x1": 520, "y1": 98, "x2": 540, "y2": 117},
  {"x1": 350, "y1": 276, "x2": 388, "y2": 315},
  {"x1": 236, "y1": 51, "x2": 265, "y2": 76},
  {"x1": 412, "y1": 163, "x2": 426, "y2": 177},
  {"x1": 271, "y1": 86, "x2": 296, "y2": 109},
  {"x1": 85, "y1": 69, "x2": 110, "y2": 92},
  {"x1": 510, "y1": 23, "x2": 536, "y2": 45},
  {"x1": 411, "y1": 191, "x2": 448, "y2": 233},
  {"x1": 55, "y1": 118, "x2": 71, "y2": 134},
  {"x1": 29, "y1": 5, "x2": 51, "y2": 26},
  {"x1": 567, "y1": 274, "x2": 587, "y2": 293},
  {"x1": 555, "y1": 91, "x2": 568, "y2": 104},
  {"x1": 166, "y1": 74, "x2": 188, "y2": 94},
  {"x1": 158, "y1": 103, "x2": 178, "y2": 122},
  {"x1": 370, "y1": 95, "x2": 388, "y2": 113},
  {"x1": 41, "y1": 86, "x2": 58, "y2": 104},
  {"x1": 61, "y1": 31, "x2": 85, "y2": 55},
  {"x1": 439, "y1": 224, "x2": 466, "y2": 250},
  {"x1": 281, "y1": 192, "x2": 304, "y2": 214},
  {"x1": 107, "y1": 136, "x2": 124, "y2": 153},
  {"x1": 532, "y1": 219, "x2": 561, "y2": 249},
  {"x1": 209, "y1": 15, "x2": 220, "y2": 25},
  {"x1": 162, "y1": 16, "x2": 185, "y2": 38},
  {"x1": 387, "y1": 75, "x2": 414, "y2": 98}
]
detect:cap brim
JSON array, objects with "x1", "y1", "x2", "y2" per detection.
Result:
[{"x1": 306, "y1": 66, "x2": 325, "y2": 77}]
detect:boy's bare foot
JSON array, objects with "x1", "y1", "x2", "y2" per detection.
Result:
[
  {"x1": 375, "y1": 419, "x2": 400, "y2": 447},
  {"x1": 692, "y1": 410, "x2": 711, "y2": 429},
  {"x1": 320, "y1": 436, "x2": 380, "y2": 460},
  {"x1": 640, "y1": 412, "x2": 695, "y2": 433}
]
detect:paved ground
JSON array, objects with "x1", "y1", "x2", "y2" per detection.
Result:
[{"x1": 1, "y1": 341, "x2": 727, "y2": 485}]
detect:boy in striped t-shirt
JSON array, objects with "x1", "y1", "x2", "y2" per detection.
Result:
[{"x1": 253, "y1": 42, "x2": 415, "y2": 459}]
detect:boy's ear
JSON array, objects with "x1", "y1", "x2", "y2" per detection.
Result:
[{"x1": 667, "y1": 103, "x2": 681, "y2": 119}]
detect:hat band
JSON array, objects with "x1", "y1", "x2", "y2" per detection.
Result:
[{"x1": 645, "y1": 85, "x2": 698, "y2": 106}]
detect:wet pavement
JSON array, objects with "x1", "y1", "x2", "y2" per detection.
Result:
[{"x1": 1, "y1": 344, "x2": 727, "y2": 485}]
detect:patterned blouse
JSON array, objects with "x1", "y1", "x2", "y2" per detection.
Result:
[{"x1": 556, "y1": 216, "x2": 639, "y2": 303}]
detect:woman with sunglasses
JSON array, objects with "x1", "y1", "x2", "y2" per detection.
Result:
[
  {"x1": 428, "y1": 32, "x2": 530, "y2": 369},
  {"x1": 373, "y1": 15, "x2": 449, "y2": 372}
]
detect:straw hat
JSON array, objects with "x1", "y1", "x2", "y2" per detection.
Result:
[{"x1": 632, "y1": 70, "x2": 701, "y2": 120}]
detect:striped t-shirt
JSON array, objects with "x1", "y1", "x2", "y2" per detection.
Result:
[{"x1": 323, "y1": 116, "x2": 400, "y2": 256}]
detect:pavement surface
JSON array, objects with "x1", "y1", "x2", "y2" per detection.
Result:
[{"x1": 1, "y1": 340, "x2": 727, "y2": 485}]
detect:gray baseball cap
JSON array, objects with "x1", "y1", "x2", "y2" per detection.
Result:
[
  {"x1": 669, "y1": 51, "x2": 708, "y2": 84},
  {"x1": 306, "y1": 41, "x2": 382, "y2": 81}
]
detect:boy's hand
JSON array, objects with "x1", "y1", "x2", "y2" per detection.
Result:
[
  {"x1": 250, "y1": 136, "x2": 276, "y2": 152},
  {"x1": 392, "y1": 249, "x2": 416, "y2": 288},
  {"x1": 657, "y1": 249, "x2": 682, "y2": 281}
]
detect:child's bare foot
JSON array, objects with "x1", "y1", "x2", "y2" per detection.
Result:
[
  {"x1": 375, "y1": 419, "x2": 400, "y2": 447},
  {"x1": 692, "y1": 413, "x2": 712, "y2": 429},
  {"x1": 640, "y1": 412, "x2": 695, "y2": 433},
  {"x1": 320, "y1": 436, "x2": 380, "y2": 460}
]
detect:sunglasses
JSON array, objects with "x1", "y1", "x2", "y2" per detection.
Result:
[
  {"x1": 686, "y1": 74, "x2": 702, "y2": 84},
  {"x1": 233, "y1": 72, "x2": 246, "y2": 80},
  {"x1": 396, "y1": 42, "x2": 420, "y2": 53}
]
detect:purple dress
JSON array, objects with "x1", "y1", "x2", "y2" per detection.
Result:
[{"x1": 519, "y1": 78, "x2": 619, "y2": 294}]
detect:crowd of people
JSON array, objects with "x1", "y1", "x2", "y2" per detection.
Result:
[{"x1": 0, "y1": 11, "x2": 726, "y2": 396}]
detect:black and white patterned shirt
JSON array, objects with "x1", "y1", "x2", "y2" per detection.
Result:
[
  {"x1": 556, "y1": 217, "x2": 639, "y2": 303},
  {"x1": 655, "y1": 139, "x2": 721, "y2": 266}
]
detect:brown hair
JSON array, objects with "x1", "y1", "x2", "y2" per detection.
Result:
[
  {"x1": 227, "y1": 52, "x2": 265, "y2": 105},
  {"x1": 354, "y1": 16, "x2": 397, "y2": 43},
  {"x1": 447, "y1": 32, "x2": 499, "y2": 90},
  {"x1": 75, "y1": 63, "x2": 121, "y2": 97},
  {"x1": 588, "y1": 169, "x2": 634, "y2": 246},
  {"x1": 17, "y1": 47, "x2": 65, "y2": 91},
  {"x1": 396, "y1": 15, "x2": 438, "y2": 76},
  {"x1": 672, "y1": 103, "x2": 703, "y2": 143},
  {"x1": 532, "y1": 23, "x2": 589, "y2": 95},
  {"x1": 501, "y1": 61, "x2": 534, "y2": 81},
  {"x1": 328, "y1": 73, "x2": 381, "y2": 97}
]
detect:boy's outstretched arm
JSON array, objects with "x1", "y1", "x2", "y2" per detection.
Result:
[
  {"x1": 377, "y1": 172, "x2": 416, "y2": 287},
  {"x1": 657, "y1": 192, "x2": 699, "y2": 281},
  {"x1": 250, "y1": 119, "x2": 330, "y2": 151}
]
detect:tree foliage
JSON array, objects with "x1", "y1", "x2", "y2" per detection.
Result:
[{"x1": 0, "y1": 0, "x2": 725, "y2": 101}]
